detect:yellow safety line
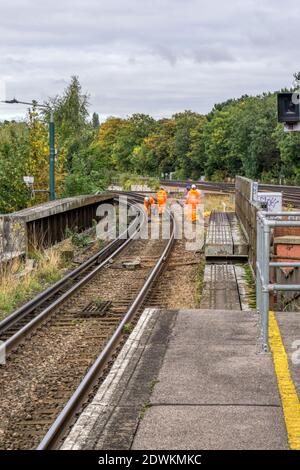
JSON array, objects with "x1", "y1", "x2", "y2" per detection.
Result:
[{"x1": 269, "y1": 311, "x2": 300, "y2": 450}]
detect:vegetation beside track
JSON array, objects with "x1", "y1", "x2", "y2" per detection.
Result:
[
  {"x1": 203, "y1": 194, "x2": 235, "y2": 214},
  {"x1": 243, "y1": 264, "x2": 256, "y2": 309},
  {"x1": 2, "y1": 73, "x2": 300, "y2": 214},
  {"x1": 0, "y1": 250, "x2": 65, "y2": 320},
  {"x1": 0, "y1": 226, "x2": 100, "y2": 320}
]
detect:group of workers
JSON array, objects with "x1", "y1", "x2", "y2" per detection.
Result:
[
  {"x1": 143, "y1": 184, "x2": 201, "y2": 222},
  {"x1": 143, "y1": 187, "x2": 167, "y2": 217}
]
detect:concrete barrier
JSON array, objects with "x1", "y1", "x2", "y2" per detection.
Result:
[
  {"x1": 0, "y1": 193, "x2": 116, "y2": 261},
  {"x1": 235, "y1": 176, "x2": 260, "y2": 270}
]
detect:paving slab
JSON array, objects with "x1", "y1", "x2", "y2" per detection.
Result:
[
  {"x1": 133, "y1": 309, "x2": 288, "y2": 450},
  {"x1": 150, "y1": 310, "x2": 281, "y2": 406},
  {"x1": 132, "y1": 405, "x2": 286, "y2": 450}
]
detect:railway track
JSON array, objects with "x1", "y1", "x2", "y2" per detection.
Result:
[
  {"x1": 161, "y1": 179, "x2": 234, "y2": 194},
  {"x1": 0, "y1": 194, "x2": 176, "y2": 450},
  {"x1": 161, "y1": 179, "x2": 300, "y2": 206},
  {"x1": 0, "y1": 194, "x2": 144, "y2": 354}
]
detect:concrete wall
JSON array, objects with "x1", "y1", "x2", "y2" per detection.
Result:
[
  {"x1": 0, "y1": 192, "x2": 116, "y2": 261},
  {"x1": 235, "y1": 176, "x2": 260, "y2": 270}
]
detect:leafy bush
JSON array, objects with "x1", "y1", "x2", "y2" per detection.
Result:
[{"x1": 65, "y1": 228, "x2": 91, "y2": 248}]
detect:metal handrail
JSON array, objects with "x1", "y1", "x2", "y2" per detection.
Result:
[{"x1": 256, "y1": 211, "x2": 300, "y2": 351}]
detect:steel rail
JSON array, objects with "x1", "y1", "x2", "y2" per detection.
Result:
[
  {"x1": 0, "y1": 194, "x2": 145, "y2": 353},
  {"x1": 0, "y1": 231, "x2": 122, "y2": 334},
  {"x1": 37, "y1": 207, "x2": 176, "y2": 450},
  {"x1": 161, "y1": 179, "x2": 300, "y2": 206}
]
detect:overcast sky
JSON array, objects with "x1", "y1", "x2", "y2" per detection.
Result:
[{"x1": 0, "y1": 0, "x2": 299, "y2": 121}]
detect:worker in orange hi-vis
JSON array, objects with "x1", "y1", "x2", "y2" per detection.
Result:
[
  {"x1": 156, "y1": 187, "x2": 168, "y2": 216},
  {"x1": 186, "y1": 184, "x2": 201, "y2": 222},
  {"x1": 144, "y1": 196, "x2": 155, "y2": 219}
]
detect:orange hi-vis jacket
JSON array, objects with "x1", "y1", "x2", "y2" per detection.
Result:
[
  {"x1": 144, "y1": 196, "x2": 155, "y2": 216},
  {"x1": 156, "y1": 189, "x2": 167, "y2": 206},
  {"x1": 186, "y1": 188, "x2": 201, "y2": 222},
  {"x1": 186, "y1": 188, "x2": 201, "y2": 206}
]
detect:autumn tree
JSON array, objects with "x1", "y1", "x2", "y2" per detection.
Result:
[
  {"x1": 111, "y1": 114, "x2": 157, "y2": 172},
  {"x1": 0, "y1": 122, "x2": 29, "y2": 212}
]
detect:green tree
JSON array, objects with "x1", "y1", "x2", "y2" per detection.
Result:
[
  {"x1": 92, "y1": 112, "x2": 100, "y2": 128},
  {"x1": 131, "y1": 118, "x2": 176, "y2": 177},
  {"x1": 111, "y1": 114, "x2": 157, "y2": 172},
  {"x1": 45, "y1": 76, "x2": 89, "y2": 172},
  {"x1": 171, "y1": 111, "x2": 205, "y2": 178},
  {"x1": 0, "y1": 122, "x2": 29, "y2": 212}
]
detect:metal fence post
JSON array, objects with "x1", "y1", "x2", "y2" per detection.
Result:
[
  {"x1": 255, "y1": 210, "x2": 300, "y2": 351},
  {"x1": 261, "y1": 223, "x2": 270, "y2": 352},
  {"x1": 256, "y1": 216, "x2": 261, "y2": 317}
]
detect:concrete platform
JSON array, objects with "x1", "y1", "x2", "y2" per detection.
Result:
[
  {"x1": 205, "y1": 212, "x2": 248, "y2": 258},
  {"x1": 61, "y1": 308, "x2": 288, "y2": 450}
]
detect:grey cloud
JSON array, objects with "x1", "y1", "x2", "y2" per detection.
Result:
[
  {"x1": 193, "y1": 46, "x2": 235, "y2": 64},
  {"x1": 0, "y1": 0, "x2": 299, "y2": 119}
]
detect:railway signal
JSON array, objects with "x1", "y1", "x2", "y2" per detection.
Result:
[{"x1": 277, "y1": 92, "x2": 300, "y2": 132}]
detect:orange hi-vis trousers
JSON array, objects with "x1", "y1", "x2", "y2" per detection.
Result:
[
  {"x1": 186, "y1": 189, "x2": 201, "y2": 222},
  {"x1": 144, "y1": 197, "x2": 154, "y2": 217},
  {"x1": 156, "y1": 190, "x2": 167, "y2": 215}
]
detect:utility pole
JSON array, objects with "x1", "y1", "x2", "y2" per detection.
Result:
[
  {"x1": 49, "y1": 109, "x2": 55, "y2": 200},
  {"x1": 1, "y1": 98, "x2": 56, "y2": 200}
]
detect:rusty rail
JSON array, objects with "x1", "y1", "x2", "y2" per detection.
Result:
[{"x1": 37, "y1": 202, "x2": 176, "y2": 450}]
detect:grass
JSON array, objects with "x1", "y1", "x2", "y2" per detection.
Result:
[
  {"x1": 123, "y1": 322, "x2": 133, "y2": 334},
  {"x1": 0, "y1": 249, "x2": 66, "y2": 321},
  {"x1": 65, "y1": 228, "x2": 92, "y2": 248},
  {"x1": 243, "y1": 263, "x2": 256, "y2": 309},
  {"x1": 203, "y1": 194, "x2": 235, "y2": 214},
  {"x1": 149, "y1": 377, "x2": 159, "y2": 392},
  {"x1": 0, "y1": 223, "x2": 104, "y2": 322},
  {"x1": 94, "y1": 296, "x2": 104, "y2": 307},
  {"x1": 139, "y1": 400, "x2": 151, "y2": 420},
  {"x1": 138, "y1": 378, "x2": 160, "y2": 420},
  {"x1": 284, "y1": 203, "x2": 297, "y2": 211},
  {"x1": 195, "y1": 257, "x2": 206, "y2": 307}
]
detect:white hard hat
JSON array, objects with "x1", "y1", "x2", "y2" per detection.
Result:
[
  {"x1": 144, "y1": 196, "x2": 149, "y2": 201},
  {"x1": 191, "y1": 184, "x2": 196, "y2": 189}
]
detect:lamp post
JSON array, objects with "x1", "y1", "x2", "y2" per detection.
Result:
[{"x1": 1, "y1": 98, "x2": 56, "y2": 201}]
